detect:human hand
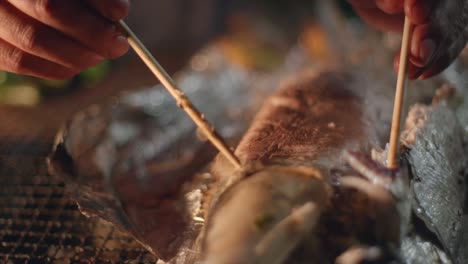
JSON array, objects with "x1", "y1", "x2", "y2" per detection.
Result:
[
  {"x1": 347, "y1": 0, "x2": 468, "y2": 79},
  {"x1": 0, "y1": 0, "x2": 130, "y2": 80}
]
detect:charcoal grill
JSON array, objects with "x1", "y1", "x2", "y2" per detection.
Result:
[{"x1": 0, "y1": 140, "x2": 157, "y2": 263}]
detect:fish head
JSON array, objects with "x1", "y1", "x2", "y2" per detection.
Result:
[{"x1": 202, "y1": 165, "x2": 330, "y2": 264}]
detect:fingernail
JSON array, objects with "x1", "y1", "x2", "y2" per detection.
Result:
[
  {"x1": 110, "y1": 34, "x2": 129, "y2": 58},
  {"x1": 419, "y1": 39, "x2": 436, "y2": 66},
  {"x1": 114, "y1": 34, "x2": 127, "y2": 44}
]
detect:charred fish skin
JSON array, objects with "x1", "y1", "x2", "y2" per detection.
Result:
[
  {"x1": 405, "y1": 104, "x2": 468, "y2": 264},
  {"x1": 203, "y1": 69, "x2": 404, "y2": 263},
  {"x1": 234, "y1": 69, "x2": 370, "y2": 168}
]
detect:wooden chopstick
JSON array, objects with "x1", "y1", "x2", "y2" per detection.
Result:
[
  {"x1": 387, "y1": 17, "x2": 412, "y2": 169},
  {"x1": 117, "y1": 20, "x2": 242, "y2": 170}
]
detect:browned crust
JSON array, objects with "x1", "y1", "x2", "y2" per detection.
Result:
[{"x1": 235, "y1": 69, "x2": 367, "y2": 167}]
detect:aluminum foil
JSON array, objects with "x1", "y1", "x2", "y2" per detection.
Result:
[
  {"x1": 48, "y1": 5, "x2": 468, "y2": 263},
  {"x1": 48, "y1": 46, "x2": 269, "y2": 262}
]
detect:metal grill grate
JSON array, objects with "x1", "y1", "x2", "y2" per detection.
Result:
[{"x1": 0, "y1": 141, "x2": 157, "y2": 264}]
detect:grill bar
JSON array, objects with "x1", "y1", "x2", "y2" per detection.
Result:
[{"x1": 0, "y1": 142, "x2": 157, "y2": 263}]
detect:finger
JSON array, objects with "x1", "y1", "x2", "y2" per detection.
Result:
[
  {"x1": 376, "y1": 0, "x2": 404, "y2": 15},
  {"x1": 408, "y1": 23, "x2": 455, "y2": 79},
  {"x1": 6, "y1": 0, "x2": 129, "y2": 59},
  {"x1": 409, "y1": 24, "x2": 436, "y2": 67},
  {"x1": 347, "y1": 0, "x2": 377, "y2": 8},
  {"x1": 352, "y1": 5, "x2": 405, "y2": 32},
  {"x1": 393, "y1": 52, "x2": 423, "y2": 80},
  {"x1": 417, "y1": 54, "x2": 452, "y2": 80},
  {"x1": 393, "y1": 50, "x2": 450, "y2": 80},
  {"x1": 0, "y1": 39, "x2": 77, "y2": 80},
  {"x1": 85, "y1": 0, "x2": 130, "y2": 21},
  {"x1": 404, "y1": 0, "x2": 435, "y2": 25},
  {"x1": 0, "y1": 3, "x2": 104, "y2": 72}
]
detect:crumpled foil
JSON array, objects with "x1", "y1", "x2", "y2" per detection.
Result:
[
  {"x1": 48, "y1": 5, "x2": 468, "y2": 263},
  {"x1": 48, "y1": 46, "x2": 274, "y2": 262}
]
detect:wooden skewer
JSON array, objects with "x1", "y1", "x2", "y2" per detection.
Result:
[
  {"x1": 117, "y1": 20, "x2": 242, "y2": 170},
  {"x1": 387, "y1": 17, "x2": 412, "y2": 169}
]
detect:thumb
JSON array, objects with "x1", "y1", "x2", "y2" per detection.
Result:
[{"x1": 86, "y1": 0, "x2": 130, "y2": 21}]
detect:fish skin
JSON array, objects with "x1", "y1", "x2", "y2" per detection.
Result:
[
  {"x1": 407, "y1": 105, "x2": 468, "y2": 264},
  {"x1": 234, "y1": 69, "x2": 369, "y2": 167}
]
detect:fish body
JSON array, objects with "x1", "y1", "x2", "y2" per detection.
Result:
[{"x1": 202, "y1": 69, "x2": 403, "y2": 263}]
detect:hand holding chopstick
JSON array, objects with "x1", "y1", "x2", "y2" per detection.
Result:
[{"x1": 348, "y1": 0, "x2": 468, "y2": 80}]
